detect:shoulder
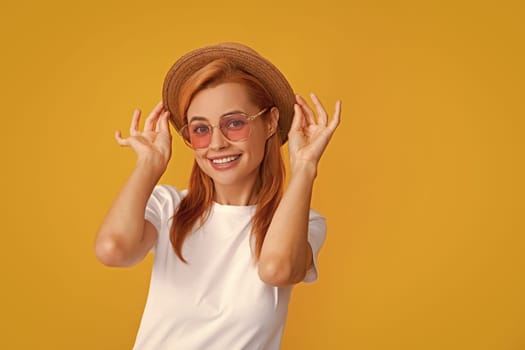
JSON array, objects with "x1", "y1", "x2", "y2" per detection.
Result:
[
  {"x1": 145, "y1": 185, "x2": 187, "y2": 239},
  {"x1": 150, "y1": 184, "x2": 187, "y2": 205},
  {"x1": 308, "y1": 208, "x2": 326, "y2": 223},
  {"x1": 307, "y1": 208, "x2": 327, "y2": 243},
  {"x1": 146, "y1": 185, "x2": 187, "y2": 221}
]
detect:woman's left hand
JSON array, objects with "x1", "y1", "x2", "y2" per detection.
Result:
[{"x1": 287, "y1": 93, "x2": 341, "y2": 175}]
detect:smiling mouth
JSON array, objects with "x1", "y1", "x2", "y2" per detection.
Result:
[{"x1": 210, "y1": 154, "x2": 241, "y2": 164}]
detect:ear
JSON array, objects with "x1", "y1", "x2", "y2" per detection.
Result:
[{"x1": 267, "y1": 106, "x2": 280, "y2": 138}]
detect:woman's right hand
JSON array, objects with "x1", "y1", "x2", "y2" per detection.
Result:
[{"x1": 115, "y1": 101, "x2": 172, "y2": 174}]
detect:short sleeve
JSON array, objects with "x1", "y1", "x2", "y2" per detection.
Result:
[
  {"x1": 303, "y1": 209, "x2": 327, "y2": 283},
  {"x1": 145, "y1": 187, "x2": 164, "y2": 234},
  {"x1": 144, "y1": 185, "x2": 185, "y2": 254}
]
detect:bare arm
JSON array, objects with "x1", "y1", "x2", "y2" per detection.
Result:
[
  {"x1": 258, "y1": 93, "x2": 341, "y2": 286},
  {"x1": 94, "y1": 102, "x2": 172, "y2": 267}
]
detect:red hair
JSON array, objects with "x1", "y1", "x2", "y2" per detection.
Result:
[{"x1": 169, "y1": 59, "x2": 285, "y2": 263}]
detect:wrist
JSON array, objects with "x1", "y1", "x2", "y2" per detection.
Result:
[
  {"x1": 290, "y1": 160, "x2": 317, "y2": 180},
  {"x1": 135, "y1": 156, "x2": 166, "y2": 179}
]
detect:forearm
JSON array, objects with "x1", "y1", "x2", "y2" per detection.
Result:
[
  {"x1": 96, "y1": 157, "x2": 163, "y2": 251},
  {"x1": 259, "y1": 161, "x2": 317, "y2": 285}
]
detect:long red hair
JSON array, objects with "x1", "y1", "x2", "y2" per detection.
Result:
[{"x1": 169, "y1": 59, "x2": 285, "y2": 263}]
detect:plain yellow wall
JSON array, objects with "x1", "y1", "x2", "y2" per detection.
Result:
[{"x1": 1, "y1": 0, "x2": 524, "y2": 349}]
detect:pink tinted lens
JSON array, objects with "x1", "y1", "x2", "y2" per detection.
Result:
[
  {"x1": 184, "y1": 123, "x2": 211, "y2": 148},
  {"x1": 220, "y1": 115, "x2": 250, "y2": 141}
]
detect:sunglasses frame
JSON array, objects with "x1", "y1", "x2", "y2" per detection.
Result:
[{"x1": 179, "y1": 107, "x2": 270, "y2": 149}]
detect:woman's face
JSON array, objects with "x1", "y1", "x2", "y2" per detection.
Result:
[{"x1": 185, "y1": 82, "x2": 275, "y2": 191}]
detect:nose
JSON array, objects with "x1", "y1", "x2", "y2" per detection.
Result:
[{"x1": 208, "y1": 125, "x2": 229, "y2": 150}]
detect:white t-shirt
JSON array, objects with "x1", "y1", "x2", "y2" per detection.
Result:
[{"x1": 132, "y1": 184, "x2": 326, "y2": 350}]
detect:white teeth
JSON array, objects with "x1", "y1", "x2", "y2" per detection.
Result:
[{"x1": 212, "y1": 155, "x2": 240, "y2": 164}]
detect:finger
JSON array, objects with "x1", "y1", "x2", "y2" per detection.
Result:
[
  {"x1": 327, "y1": 100, "x2": 342, "y2": 132},
  {"x1": 156, "y1": 111, "x2": 172, "y2": 135},
  {"x1": 289, "y1": 103, "x2": 304, "y2": 134},
  {"x1": 144, "y1": 102, "x2": 165, "y2": 132},
  {"x1": 296, "y1": 94, "x2": 316, "y2": 125},
  {"x1": 129, "y1": 109, "x2": 141, "y2": 136},
  {"x1": 155, "y1": 111, "x2": 164, "y2": 133},
  {"x1": 310, "y1": 93, "x2": 329, "y2": 126},
  {"x1": 115, "y1": 130, "x2": 129, "y2": 147}
]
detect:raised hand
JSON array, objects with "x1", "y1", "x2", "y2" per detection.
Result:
[
  {"x1": 115, "y1": 101, "x2": 172, "y2": 174},
  {"x1": 287, "y1": 93, "x2": 341, "y2": 174}
]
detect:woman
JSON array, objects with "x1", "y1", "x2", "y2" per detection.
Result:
[{"x1": 95, "y1": 42, "x2": 341, "y2": 349}]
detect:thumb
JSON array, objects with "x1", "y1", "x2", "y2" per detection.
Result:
[{"x1": 115, "y1": 130, "x2": 130, "y2": 147}]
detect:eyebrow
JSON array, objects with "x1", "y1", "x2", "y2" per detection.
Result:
[{"x1": 188, "y1": 110, "x2": 246, "y2": 123}]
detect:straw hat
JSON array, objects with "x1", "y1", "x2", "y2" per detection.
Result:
[{"x1": 162, "y1": 42, "x2": 296, "y2": 144}]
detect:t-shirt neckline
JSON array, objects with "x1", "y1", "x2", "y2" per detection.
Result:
[{"x1": 212, "y1": 201, "x2": 257, "y2": 212}]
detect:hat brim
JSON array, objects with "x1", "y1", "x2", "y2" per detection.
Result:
[{"x1": 162, "y1": 43, "x2": 296, "y2": 144}]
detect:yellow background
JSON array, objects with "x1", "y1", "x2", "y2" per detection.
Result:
[{"x1": 1, "y1": 0, "x2": 524, "y2": 349}]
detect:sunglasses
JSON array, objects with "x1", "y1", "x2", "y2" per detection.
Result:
[{"x1": 180, "y1": 107, "x2": 270, "y2": 149}]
